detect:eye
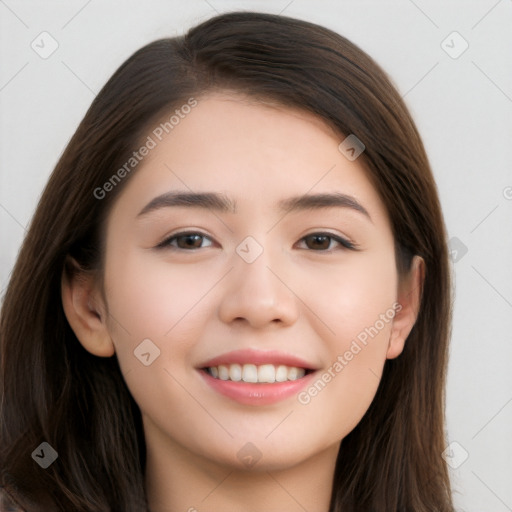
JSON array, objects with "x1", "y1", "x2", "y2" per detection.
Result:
[
  {"x1": 157, "y1": 232, "x2": 214, "y2": 250},
  {"x1": 297, "y1": 232, "x2": 356, "y2": 251}
]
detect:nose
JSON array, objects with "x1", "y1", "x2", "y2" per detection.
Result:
[{"x1": 217, "y1": 247, "x2": 300, "y2": 329}]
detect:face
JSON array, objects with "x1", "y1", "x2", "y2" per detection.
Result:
[{"x1": 99, "y1": 92, "x2": 405, "y2": 471}]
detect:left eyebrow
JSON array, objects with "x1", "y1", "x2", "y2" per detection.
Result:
[{"x1": 278, "y1": 193, "x2": 372, "y2": 222}]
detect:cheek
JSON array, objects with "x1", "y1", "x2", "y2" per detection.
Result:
[
  {"x1": 102, "y1": 250, "x2": 223, "y2": 424},
  {"x1": 104, "y1": 249, "x2": 221, "y2": 338},
  {"x1": 296, "y1": 303, "x2": 394, "y2": 445},
  {"x1": 302, "y1": 247, "x2": 398, "y2": 343},
  {"x1": 293, "y1": 250, "x2": 397, "y2": 431},
  {"x1": 102, "y1": 248, "x2": 222, "y2": 380}
]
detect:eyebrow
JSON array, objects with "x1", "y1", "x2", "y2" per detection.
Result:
[
  {"x1": 137, "y1": 192, "x2": 236, "y2": 217},
  {"x1": 137, "y1": 191, "x2": 371, "y2": 221},
  {"x1": 278, "y1": 192, "x2": 371, "y2": 221}
]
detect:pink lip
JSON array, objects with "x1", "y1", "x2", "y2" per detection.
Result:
[
  {"x1": 199, "y1": 348, "x2": 317, "y2": 370},
  {"x1": 199, "y1": 369, "x2": 317, "y2": 406}
]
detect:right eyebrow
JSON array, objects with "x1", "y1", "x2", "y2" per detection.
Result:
[{"x1": 137, "y1": 192, "x2": 237, "y2": 217}]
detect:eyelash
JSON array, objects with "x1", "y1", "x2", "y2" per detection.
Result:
[{"x1": 156, "y1": 231, "x2": 357, "y2": 252}]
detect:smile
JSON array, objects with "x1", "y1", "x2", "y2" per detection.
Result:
[{"x1": 197, "y1": 349, "x2": 318, "y2": 405}]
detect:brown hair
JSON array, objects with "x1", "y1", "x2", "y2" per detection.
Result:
[{"x1": 0, "y1": 11, "x2": 453, "y2": 511}]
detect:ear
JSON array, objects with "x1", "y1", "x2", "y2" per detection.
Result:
[
  {"x1": 61, "y1": 257, "x2": 115, "y2": 357},
  {"x1": 386, "y1": 255, "x2": 425, "y2": 360}
]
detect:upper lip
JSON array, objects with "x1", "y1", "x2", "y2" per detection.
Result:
[{"x1": 198, "y1": 348, "x2": 318, "y2": 370}]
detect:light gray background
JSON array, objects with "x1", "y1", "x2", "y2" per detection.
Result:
[{"x1": 1, "y1": 1, "x2": 511, "y2": 510}]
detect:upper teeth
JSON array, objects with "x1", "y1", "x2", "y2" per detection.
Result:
[{"x1": 208, "y1": 364, "x2": 306, "y2": 383}]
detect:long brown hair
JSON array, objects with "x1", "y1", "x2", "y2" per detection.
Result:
[{"x1": 1, "y1": 11, "x2": 453, "y2": 511}]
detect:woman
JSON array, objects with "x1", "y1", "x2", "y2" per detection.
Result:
[{"x1": 0, "y1": 11, "x2": 454, "y2": 511}]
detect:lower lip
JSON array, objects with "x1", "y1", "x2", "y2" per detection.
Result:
[{"x1": 199, "y1": 369, "x2": 316, "y2": 406}]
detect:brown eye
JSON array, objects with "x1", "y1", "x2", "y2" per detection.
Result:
[
  {"x1": 176, "y1": 234, "x2": 205, "y2": 249},
  {"x1": 158, "y1": 232, "x2": 213, "y2": 250},
  {"x1": 298, "y1": 233, "x2": 355, "y2": 251},
  {"x1": 304, "y1": 234, "x2": 332, "y2": 250}
]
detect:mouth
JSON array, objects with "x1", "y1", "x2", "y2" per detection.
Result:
[{"x1": 197, "y1": 349, "x2": 318, "y2": 405}]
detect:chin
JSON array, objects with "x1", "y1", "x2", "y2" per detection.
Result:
[{"x1": 204, "y1": 441, "x2": 329, "y2": 474}]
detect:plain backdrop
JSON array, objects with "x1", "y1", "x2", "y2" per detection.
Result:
[{"x1": 1, "y1": 1, "x2": 511, "y2": 510}]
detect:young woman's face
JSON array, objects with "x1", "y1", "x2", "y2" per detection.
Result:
[{"x1": 101, "y1": 92, "x2": 405, "y2": 471}]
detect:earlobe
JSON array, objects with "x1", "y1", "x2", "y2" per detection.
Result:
[
  {"x1": 386, "y1": 255, "x2": 425, "y2": 360},
  {"x1": 61, "y1": 258, "x2": 115, "y2": 357}
]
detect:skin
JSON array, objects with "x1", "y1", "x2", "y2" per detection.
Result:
[{"x1": 62, "y1": 92, "x2": 423, "y2": 512}]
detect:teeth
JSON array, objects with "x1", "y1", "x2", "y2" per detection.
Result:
[
  {"x1": 275, "y1": 365, "x2": 288, "y2": 382},
  {"x1": 207, "y1": 363, "x2": 307, "y2": 383},
  {"x1": 218, "y1": 365, "x2": 229, "y2": 380},
  {"x1": 242, "y1": 364, "x2": 258, "y2": 383},
  {"x1": 258, "y1": 364, "x2": 275, "y2": 383},
  {"x1": 287, "y1": 367, "x2": 301, "y2": 380},
  {"x1": 229, "y1": 363, "x2": 242, "y2": 382}
]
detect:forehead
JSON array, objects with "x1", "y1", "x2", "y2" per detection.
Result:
[{"x1": 110, "y1": 92, "x2": 390, "y2": 227}]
